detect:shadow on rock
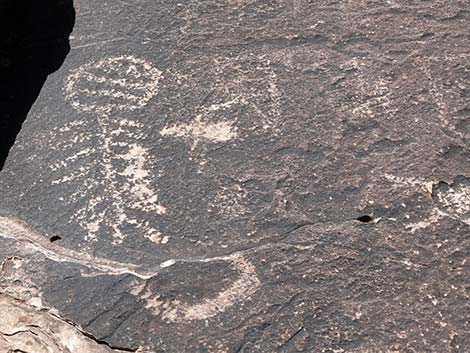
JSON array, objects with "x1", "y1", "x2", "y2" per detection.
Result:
[{"x1": 0, "y1": 0, "x2": 75, "y2": 170}]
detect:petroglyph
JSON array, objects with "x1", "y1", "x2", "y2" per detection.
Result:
[
  {"x1": 416, "y1": 54, "x2": 469, "y2": 136},
  {"x1": 161, "y1": 115, "x2": 239, "y2": 147},
  {"x1": 142, "y1": 254, "x2": 260, "y2": 323},
  {"x1": 346, "y1": 68, "x2": 396, "y2": 121},
  {"x1": 384, "y1": 174, "x2": 434, "y2": 195},
  {"x1": 54, "y1": 55, "x2": 165, "y2": 244},
  {"x1": 352, "y1": 77, "x2": 395, "y2": 119},
  {"x1": 65, "y1": 55, "x2": 162, "y2": 114},
  {"x1": 159, "y1": 55, "x2": 282, "y2": 176},
  {"x1": 434, "y1": 179, "x2": 470, "y2": 225},
  {"x1": 58, "y1": 54, "x2": 283, "y2": 243},
  {"x1": 14, "y1": 54, "x2": 279, "y2": 329},
  {"x1": 161, "y1": 55, "x2": 282, "y2": 149}
]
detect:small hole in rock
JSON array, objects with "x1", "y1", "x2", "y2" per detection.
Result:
[
  {"x1": 356, "y1": 215, "x2": 373, "y2": 223},
  {"x1": 49, "y1": 235, "x2": 62, "y2": 243}
]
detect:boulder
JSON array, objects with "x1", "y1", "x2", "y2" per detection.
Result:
[{"x1": 0, "y1": 0, "x2": 469, "y2": 351}]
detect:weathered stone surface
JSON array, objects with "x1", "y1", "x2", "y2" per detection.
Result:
[
  {"x1": 0, "y1": 293, "x2": 124, "y2": 352},
  {"x1": 0, "y1": 0, "x2": 469, "y2": 352}
]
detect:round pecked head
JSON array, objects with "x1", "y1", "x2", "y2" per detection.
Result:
[{"x1": 65, "y1": 55, "x2": 162, "y2": 115}]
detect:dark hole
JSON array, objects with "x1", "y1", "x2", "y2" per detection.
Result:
[
  {"x1": 356, "y1": 215, "x2": 373, "y2": 223},
  {"x1": 49, "y1": 235, "x2": 62, "y2": 242},
  {"x1": 0, "y1": 0, "x2": 76, "y2": 170}
]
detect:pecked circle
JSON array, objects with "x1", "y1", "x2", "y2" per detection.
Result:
[{"x1": 64, "y1": 55, "x2": 162, "y2": 114}]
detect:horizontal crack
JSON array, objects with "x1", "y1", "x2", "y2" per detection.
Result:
[
  {"x1": 0, "y1": 216, "x2": 154, "y2": 280},
  {"x1": 0, "y1": 215, "x2": 323, "y2": 280}
]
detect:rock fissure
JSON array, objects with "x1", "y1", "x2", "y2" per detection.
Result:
[{"x1": 0, "y1": 293, "x2": 141, "y2": 353}]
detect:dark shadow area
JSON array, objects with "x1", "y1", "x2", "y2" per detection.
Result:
[
  {"x1": 356, "y1": 215, "x2": 373, "y2": 223},
  {"x1": 0, "y1": 0, "x2": 75, "y2": 170},
  {"x1": 49, "y1": 235, "x2": 62, "y2": 242}
]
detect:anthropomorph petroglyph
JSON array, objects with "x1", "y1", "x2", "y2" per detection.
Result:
[
  {"x1": 53, "y1": 56, "x2": 165, "y2": 244},
  {"x1": 47, "y1": 55, "x2": 263, "y2": 323}
]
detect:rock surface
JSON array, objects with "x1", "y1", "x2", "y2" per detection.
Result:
[{"x1": 0, "y1": 0, "x2": 469, "y2": 352}]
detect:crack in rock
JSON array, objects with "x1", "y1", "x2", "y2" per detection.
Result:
[
  {"x1": 0, "y1": 216, "x2": 264, "y2": 324},
  {"x1": 0, "y1": 293, "x2": 140, "y2": 353},
  {"x1": 0, "y1": 216, "x2": 154, "y2": 280}
]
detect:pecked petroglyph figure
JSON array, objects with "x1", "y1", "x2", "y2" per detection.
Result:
[
  {"x1": 50, "y1": 55, "x2": 263, "y2": 323},
  {"x1": 56, "y1": 55, "x2": 166, "y2": 245},
  {"x1": 65, "y1": 55, "x2": 162, "y2": 114},
  {"x1": 58, "y1": 53, "x2": 283, "y2": 244},
  {"x1": 140, "y1": 254, "x2": 261, "y2": 324}
]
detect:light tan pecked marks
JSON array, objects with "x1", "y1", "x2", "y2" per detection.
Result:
[
  {"x1": 435, "y1": 182, "x2": 470, "y2": 225},
  {"x1": 142, "y1": 254, "x2": 260, "y2": 323},
  {"x1": 54, "y1": 56, "x2": 267, "y2": 325},
  {"x1": 65, "y1": 55, "x2": 162, "y2": 114},
  {"x1": 56, "y1": 56, "x2": 166, "y2": 244},
  {"x1": 160, "y1": 116, "x2": 239, "y2": 145},
  {"x1": 159, "y1": 55, "x2": 282, "y2": 172},
  {"x1": 209, "y1": 184, "x2": 248, "y2": 219}
]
